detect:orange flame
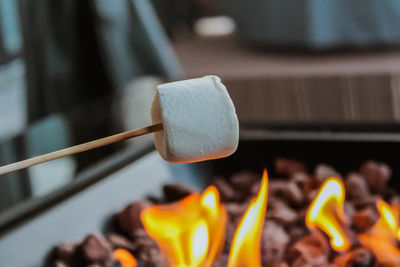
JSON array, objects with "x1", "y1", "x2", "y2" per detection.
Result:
[
  {"x1": 377, "y1": 200, "x2": 400, "y2": 236},
  {"x1": 113, "y1": 249, "x2": 137, "y2": 267},
  {"x1": 359, "y1": 200, "x2": 400, "y2": 266},
  {"x1": 200, "y1": 186, "x2": 227, "y2": 267},
  {"x1": 140, "y1": 185, "x2": 227, "y2": 267},
  {"x1": 227, "y1": 170, "x2": 269, "y2": 267},
  {"x1": 306, "y1": 177, "x2": 350, "y2": 252}
]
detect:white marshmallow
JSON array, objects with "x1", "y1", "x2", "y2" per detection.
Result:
[{"x1": 151, "y1": 75, "x2": 239, "y2": 163}]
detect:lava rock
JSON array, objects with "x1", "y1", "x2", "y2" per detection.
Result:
[
  {"x1": 229, "y1": 171, "x2": 259, "y2": 193},
  {"x1": 269, "y1": 179, "x2": 305, "y2": 206},
  {"x1": 226, "y1": 202, "x2": 247, "y2": 223},
  {"x1": 334, "y1": 247, "x2": 375, "y2": 267},
  {"x1": 271, "y1": 262, "x2": 289, "y2": 267},
  {"x1": 224, "y1": 222, "x2": 236, "y2": 252},
  {"x1": 391, "y1": 195, "x2": 400, "y2": 206},
  {"x1": 352, "y1": 207, "x2": 379, "y2": 233},
  {"x1": 307, "y1": 194, "x2": 321, "y2": 209},
  {"x1": 54, "y1": 242, "x2": 77, "y2": 264},
  {"x1": 136, "y1": 245, "x2": 161, "y2": 267},
  {"x1": 275, "y1": 158, "x2": 307, "y2": 177},
  {"x1": 290, "y1": 172, "x2": 310, "y2": 188},
  {"x1": 125, "y1": 229, "x2": 161, "y2": 266},
  {"x1": 344, "y1": 201, "x2": 356, "y2": 221},
  {"x1": 296, "y1": 208, "x2": 309, "y2": 226},
  {"x1": 130, "y1": 229, "x2": 157, "y2": 248},
  {"x1": 353, "y1": 195, "x2": 381, "y2": 210},
  {"x1": 79, "y1": 234, "x2": 112, "y2": 264},
  {"x1": 162, "y1": 183, "x2": 196, "y2": 202},
  {"x1": 52, "y1": 260, "x2": 70, "y2": 267},
  {"x1": 267, "y1": 201, "x2": 298, "y2": 227},
  {"x1": 345, "y1": 173, "x2": 370, "y2": 201},
  {"x1": 282, "y1": 182, "x2": 305, "y2": 207},
  {"x1": 117, "y1": 201, "x2": 151, "y2": 236},
  {"x1": 314, "y1": 164, "x2": 341, "y2": 184},
  {"x1": 289, "y1": 257, "x2": 309, "y2": 267},
  {"x1": 261, "y1": 221, "x2": 290, "y2": 265},
  {"x1": 107, "y1": 234, "x2": 136, "y2": 251},
  {"x1": 287, "y1": 232, "x2": 330, "y2": 266},
  {"x1": 288, "y1": 227, "x2": 306, "y2": 243},
  {"x1": 213, "y1": 178, "x2": 240, "y2": 202},
  {"x1": 50, "y1": 158, "x2": 400, "y2": 267},
  {"x1": 359, "y1": 160, "x2": 391, "y2": 194},
  {"x1": 249, "y1": 182, "x2": 261, "y2": 197},
  {"x1": 269, "y1": 180, "x2": 287, "y2": 195}
]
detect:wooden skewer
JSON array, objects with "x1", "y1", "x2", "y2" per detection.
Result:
[{"x1": 0, "y1": 123, "x2": 163, "y2": 176}]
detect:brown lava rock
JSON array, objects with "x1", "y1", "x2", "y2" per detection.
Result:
[
  {"x1": 345, "y1": 173, "x2": 370, "y2": 201},
  {"x1": 226, "y1": 202, "x2": 247, "y2": 223},
  {"x1": 51, "y1": 159, "x2": 399, "y2": 267},
  {"x1": 129, "y1": 229, "x2": 161, "y2": 266},
  {"x1": 269, "y1": 179, "x2": 306, "y2": 207},
  {"x1": 269, "y1": 180, "x2": 287, "y2": 195},
  {"x1": 289, "y1": 227, "x2": 307, "y2": 244},
  {"x1": 52, "y1": 260, "x2": 70, "y2": 267},
  {"x1": 359, "y1": 160, "x2": 391, "y2": 194},
  {"x1": 314, "y1": 164, "x2": 341, "y2": 184},
  {"x1": 54, "y1": 242, "x2": 78, "y2": 265},
  {"x1": 213, "y1": 178, "x2": 240, "y2": 202},
  {"x1": 275, "y1": 158, "x2": 307, "y2": 177},
  {"x1": 287, "y1": 232, "x2": 331, "y2": 266},
  {"x1": 344, "y1": 202, "x2": 356, "y2": 221},
  {"x1": 261, "y1": 221, "x2": 290, "y2": 265},
  {"x1": 230, "y1": 171, "x2": 259, "y2": 192},
  {"x1": 283, "y1": 181, "x2": 305, "y2": 207},
  {"x1": 290, "y1": 172, "x2": 311, "y2": 190},
  {"x1": 334, "y1": 247, "x2": 375, "y2": 267},
  {"x1": 130, "y1": 229, "x2": 157, "y2": 249},
  {"x1": 224, "y1": 221, "x2": 236, "y2": 250},
  {"x1": 352, "y1": 207, "x2": 379, "y2": 233},
  {"x1": 117, "y1": 200, "x2": 151, "y2": 236},
  {"x1": 136, "y1": 245, "x2": 162, "y2": 267},
  {"x1": 271, "y1": 262, "x2": 289, "y2": 267},
  {"x1": 79, "y1": 234, "x2": 112, "y2": 264},
  {"x1": 353, "y1": 195, "x2": 381, "y2": 210},
  {"x1": 267, "y1": 201, "x2": 298, "y2": 227},
  {"x1": 162, "y1": 183, "x2": 195, "y2": 202},
  {"x1": 107, "y1": 233, "x2": 136, "y2": 251}
]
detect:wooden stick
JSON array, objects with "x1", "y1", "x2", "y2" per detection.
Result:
[{"x1": 0, "y1": 123, "x2": 163, "y2": 176}]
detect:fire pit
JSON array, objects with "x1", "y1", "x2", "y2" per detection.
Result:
[
  {"x1": 2, "y1": 133, "x2": 400, "y2": 266},
  {"x1": 48, "y1": 137, "x2": 400, "y2": 267}
]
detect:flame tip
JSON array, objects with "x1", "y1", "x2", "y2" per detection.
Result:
[
  {"x1": 306, "y1": 177, "x2": 350, "y2": 252},
  {"x1": 228, "y1": 170, "x2": 269, "y2": 267},
  {"x1": 141, "y1": 181, "x2": 227, "y2": 267}
]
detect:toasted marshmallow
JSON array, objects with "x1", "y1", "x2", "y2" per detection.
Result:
[{"x1": 151, "y1": 75, "x2": 239, "y2": 163}]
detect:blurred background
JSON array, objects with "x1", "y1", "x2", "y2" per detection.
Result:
[{"x1": 1, "y1": 0, "x2": 400, "y2": 224}]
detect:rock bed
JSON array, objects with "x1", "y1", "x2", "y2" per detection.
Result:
[{"x1": 50, "y1": 159, "x2": 397, "y2": 267}]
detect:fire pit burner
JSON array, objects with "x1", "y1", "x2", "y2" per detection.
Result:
[{"x1": 50, "y1": 157, "x2": 400, "y2": 267}]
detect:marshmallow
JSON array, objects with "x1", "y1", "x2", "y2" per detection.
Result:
[{"x1": 151, "y1": 75, "x2": 239, "y2": 163}]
